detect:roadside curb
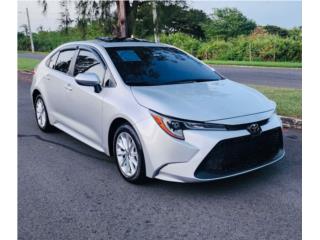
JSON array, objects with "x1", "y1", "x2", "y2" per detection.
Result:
[
  {"x1": 280, "y1": 116, "x2": 302, "y2": 129},
  {"x1": 19, "y1": 70, "x2": 33, "y2": 74}
]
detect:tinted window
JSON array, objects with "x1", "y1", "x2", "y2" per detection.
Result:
[
  {"x1": 74, "y1": 50, "x2": 105, "y2": 82},
  {"x1": 48, "y1": 51, "x2": 59, "y2": 69},
  {"x1": 106, "y1": 47, "x2": 224, "y2": 86},
  {"x1": 55, "y1": 50, "x2": 75, "y2": 73}
]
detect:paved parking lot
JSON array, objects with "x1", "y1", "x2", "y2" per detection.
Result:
[{"x1": 18, "y1": 77, "x2": 301, "y2": 240}]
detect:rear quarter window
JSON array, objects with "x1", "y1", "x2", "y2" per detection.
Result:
[
  {"x1": 47, "y1": 51, "x2": 59, "y2": 69},
  {"x1": 55, "y1": 50, "x2": 75, "y2": 73}
]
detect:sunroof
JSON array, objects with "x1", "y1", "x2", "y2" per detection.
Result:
[{"x1": 117, "y1": 50, "x2": 141, "y2": 62}]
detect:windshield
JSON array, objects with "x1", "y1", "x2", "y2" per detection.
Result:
[{"x1": 105, "y1": 46, "x2": 224, "y2": 86}]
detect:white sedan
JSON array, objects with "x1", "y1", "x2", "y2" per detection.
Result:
[{"x1": 31, "y1": 37, "x2": 285, "y2": 183}]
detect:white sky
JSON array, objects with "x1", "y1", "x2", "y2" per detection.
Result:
[{"x1": 17, "y1": 0, "x2": 302, "y2": 33}]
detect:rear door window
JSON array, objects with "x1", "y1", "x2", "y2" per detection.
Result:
[{"x1": 55, "y1": 50, "x2": 75, "y2": 74}]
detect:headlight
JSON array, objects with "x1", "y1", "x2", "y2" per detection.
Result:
[
  {"x1": 150, "y1": 111, "x2": 226, "y2": 140},
  {"x1": 151, "y1": 112, "x2": 185, "y2": 139}
]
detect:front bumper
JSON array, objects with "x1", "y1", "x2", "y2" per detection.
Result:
[{"x1": 135, "y1": 113, "x2": 284, "y2": 183}]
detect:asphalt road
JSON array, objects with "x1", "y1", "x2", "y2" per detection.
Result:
[
  {"x1": 18, "y1": 76, "x2": 301, "y2": 240},
  {"x1": 18, "y1": 53, "x2": 301, "y2": 89}
]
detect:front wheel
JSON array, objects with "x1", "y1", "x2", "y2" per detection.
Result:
[
  {"x1": 34, "y1": 95, "x2": 54, "y2": 132},
  {"x1": 113, "y1": 124, "x2": 146, "y2": 184}
]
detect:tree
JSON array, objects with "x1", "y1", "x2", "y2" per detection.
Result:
[
  {"x1": 20, "y1": 24, "x2": 29, "y2": 36},
  {"x1": 59, "y1": 0, "x2": 73, "y2": 34},
  {"x1": 288, "y1": 26, "x2": 302, "y2": 40},
  {"x1": 204, "y1": 8, "x2": 256, "y2": 40},
  {"x1": 74, "y1": 0, "x2": 116, "y2": 38},
  {"x1": 264, "y1": 25, "x2": 289, "y2": 37},
  {"x1": 133, "y1": 0, "x2": 208, "y2": 39},
  {"x1": 158, "y1": 2, "x2": 208, "y2": 39},
  {"x1": 97, "y1": 0, "x2": 115, "y2": 35},
  {"x1": 38, "y1": 0, "x2": 48, "y2": 15},
  {"x1": 37, "y1": 25, "x2": 45, "y2": 32}
]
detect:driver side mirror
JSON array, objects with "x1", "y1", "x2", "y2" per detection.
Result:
[{"x1": 75, "y1": 73, "x2": 102, "y2": 93}]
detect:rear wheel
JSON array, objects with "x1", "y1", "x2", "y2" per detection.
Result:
[
  {"x1": 34, "y1": 95, "x2": 53, "y2": 132},
  {"x1": 113, "y1": 124, "x2": 146, "y2": 183}
]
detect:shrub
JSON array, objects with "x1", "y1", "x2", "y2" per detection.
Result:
[
  {"x1": 17, "y1": 29, "x2": 301, "y2": 62},
  {"x1": 160, "y1": 33, "x2": 201, "y2": 56}
]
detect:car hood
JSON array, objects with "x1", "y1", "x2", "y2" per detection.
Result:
[{"x1": 131, "y1": 79, "x2": 275, "y2": 122}]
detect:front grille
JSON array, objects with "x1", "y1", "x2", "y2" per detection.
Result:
[
  {"x1": 195, "y1": 127, "x2": 284, "y2": 179},
  {"x1": 225, "y1": 118, "x2": 269, "y2": 131}
]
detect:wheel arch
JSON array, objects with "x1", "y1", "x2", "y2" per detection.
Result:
[
  {"x1": 32, "y1": 89, "x2": 41, "y2": 105},
  {"x1": 108, "y1": 117, "x2": 132, "y2": 157}
]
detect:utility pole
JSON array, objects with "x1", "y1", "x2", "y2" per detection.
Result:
[
  {"x1": 26, "y1": 8, "x2": 35, "y2": 53},
  {"x1": 117, "y1": 0, "x2": 127, "y2": 38},
  {"x1": 152, "y1": 1, "x2": 159, "y2": 43}
]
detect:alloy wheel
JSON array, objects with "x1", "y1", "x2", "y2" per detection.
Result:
[
  {"x1": 36, "y1": 98, "x2": 47, "y2": 128},
  {"x1": 116, "y1": 132, "x2": 139, "y2": 177}
]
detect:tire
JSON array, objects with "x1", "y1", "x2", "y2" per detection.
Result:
[
  {"x1": 113, "y1": 124, "x2": 147, "y2": 184},
  {"x1": 34, "y1": 95, "x2": 54, "y2": 132}
]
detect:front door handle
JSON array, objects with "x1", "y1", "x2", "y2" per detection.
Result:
[{"x1": 64, "y1": 84, "x2": 72, "y2": 91}]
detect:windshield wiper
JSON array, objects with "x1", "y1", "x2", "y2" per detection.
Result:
[
  {"x1": 126, "y1": 81, "x2": 158, "y2": 86},
  {"x1": 127, "y1": 79, "x2": 219, "y2": 86},
  {"x1": 166, "y1": 79, "x2": 214, "y2": 85}
]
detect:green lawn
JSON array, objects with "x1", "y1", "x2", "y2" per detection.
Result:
[
  {"x1": 18, "y1": 50, "x2": 49, "y2": 55},
  {"x1": 250, "y1": 85, "x2": 302, "y2": 118},
  {"x1": 205, "y1": 60, "x2": 302, "y2": 68},
  {"x1": 18, "y1": 58, "x2": 40, "y2": 71}
]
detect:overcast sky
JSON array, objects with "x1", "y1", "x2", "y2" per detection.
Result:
[{"x1": 17, "y1": 0, "x2": 302, "y2": 33}]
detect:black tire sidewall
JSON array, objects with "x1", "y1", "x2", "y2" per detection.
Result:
[{"x1": 113, "y1": 124, "x2": 146, "y2": 183}]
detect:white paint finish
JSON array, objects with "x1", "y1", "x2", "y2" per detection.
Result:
[
  {"x1": 131, "y1": 79, "x2": 275, "y2": 121},
  {"x1": 30, "y1": 40, "x2": 283, "y2": 182}
]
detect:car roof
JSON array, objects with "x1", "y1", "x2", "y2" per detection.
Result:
[{"x1": 63, "y1": 38, "x2": 169, "y2": 48}]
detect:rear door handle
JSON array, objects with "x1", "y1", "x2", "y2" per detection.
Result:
[{"x1": 64, "y1": 84, "x2": 73, "y2": 91}]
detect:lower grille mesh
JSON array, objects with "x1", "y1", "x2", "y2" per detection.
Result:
[{"x1": 195, "y1": 127, "x2": 284, "y2": 179}]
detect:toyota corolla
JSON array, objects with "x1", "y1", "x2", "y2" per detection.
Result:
[{"x1": 31, "y1": 37, "x2": 285, "y2": 183}]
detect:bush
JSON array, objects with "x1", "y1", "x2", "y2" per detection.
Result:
[
  {"x1": 18, "y1": 28, "x2": 301, "y2": 63},
  {"x1": 160, "y1": 33, "x2": 201, "y2": 56},
  {"x1": 198, "y1": 40, "x2": 232, "y2": 60},
  {"x1": 194, "y1": 34, "x2": 301, "y2": 62}
]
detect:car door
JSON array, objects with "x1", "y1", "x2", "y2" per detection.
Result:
[
  {"x1": 44, "y1": 48, "x2": 77, "y2": 125},
  {"x1": 64, "y1": 47, "x2": 106, "y2": 147}
]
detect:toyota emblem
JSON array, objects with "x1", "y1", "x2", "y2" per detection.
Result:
[{"x1": 247, "y1": 123, "x2": 262, "y2": 136}]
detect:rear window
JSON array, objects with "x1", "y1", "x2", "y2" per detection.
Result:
[
  {"x1": 55, "y1": 49, "x2": 75, "y2": 73},
  {"x1": 47, "y1": 51, "x2": 59, "y2": 69},
  {"x1": 106, "y1": 46, "x2": 223, "y2": 86}
]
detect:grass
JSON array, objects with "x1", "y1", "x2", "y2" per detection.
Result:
[
  {"x1": 204, "y1": 60, "x2": 302, "y2": 68},
  {"x1": 18, "y1": 58, "x2": 40, "y2": 71},
  {"x1": 18, "y1": 50, "x2": 49, "y2": 55},
  {"x1": 250, "y1": 85, "x2": 302, "y2": 118}
]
